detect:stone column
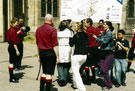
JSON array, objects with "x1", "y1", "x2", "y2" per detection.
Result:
[
  {"x1": 27, "y1": 0, "x2": 39, "y2": 32},
  {"x1": 120, "y1": 0, "x2": 128, "y2": 30}
]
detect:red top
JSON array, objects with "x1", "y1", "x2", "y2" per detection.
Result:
[
  {"x1": 6, "y1": 27, "x2": 20, "y2": 44},
  {"x1": 95, "y1": 26, "x2": 105, "y2": 32},
  {"x1": 86, "y1": 25, "x2": 99, "y2": 47},
  {"x1": 36, "y1": 23, "x2": 58, "y2": 50}
]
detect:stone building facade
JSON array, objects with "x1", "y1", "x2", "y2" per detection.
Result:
[{"x1": 0, "y1": 0, "x2": 135, "y2": 42}]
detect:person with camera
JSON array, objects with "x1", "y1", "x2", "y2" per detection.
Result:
[
  {"x1": 15, "y1": 16, "x2": 30, "y2": 71},
  {"x1": 114, "y1": 29, "x2": 129, "y2": 87}
]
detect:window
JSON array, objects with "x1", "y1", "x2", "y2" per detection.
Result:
[
  {"x1": 128, "y1": 0, "x2": 134, "y2": 18},
  {"x1": 41, "y1": 0, "x2": 58, "y2": 17},
  {"x1": 14, "y1": 0, "x2": 23, "y2": 18}
]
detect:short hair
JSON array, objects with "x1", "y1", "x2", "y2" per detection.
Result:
[
  {"x1": 118, "y1": 29, "x2": 125, "y2": 35},
  {"x1": 99, "y1": 19, "x2": 104, "y2": 23},
  {"x1": 86, "y1": 18, "x2": 93, "y2": 25},
  {"x1": 45, "y1": 14, "x2": 53, "y2": 22},
  {"x1": 10, "y1": 17, "x2": 18, "y2": 26}
]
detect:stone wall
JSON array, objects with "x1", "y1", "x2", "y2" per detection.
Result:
[
  {"x1": 0, "y1": 0, "x2": 134, "y2": 42},
  {"x1": 0, "y1": 0, "x2": 3, "y2": 42}
]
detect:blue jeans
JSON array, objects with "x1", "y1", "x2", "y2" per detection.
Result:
[
  {"x1": 57, "y1": 63, "x2": 70, "y2": 83},
  {"x1": 114, "y1": 59, "x2": 127, "y2": 85}
]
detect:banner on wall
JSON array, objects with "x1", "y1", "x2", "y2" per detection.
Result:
[{"x1": 60, "y1": 0, "x2": 123, "y2": 23}]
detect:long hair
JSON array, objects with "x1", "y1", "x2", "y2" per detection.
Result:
[
  {"x1": 104, "y1": 21, "x2": 114, "y2": 32},
  {"x1": 59, "y1": 20, "x2": 67, "y2": 31},
  {"x1": 86, "y1": 18, "x2": 93, "y2": 25}
]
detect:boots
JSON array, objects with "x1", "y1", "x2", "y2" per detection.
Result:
[
  {"x1": 45, "y1": 79, "x2": 52, "y2": 91},
  {"x1": 8, "y1": 67, "x2": 18, "y2": 83},
  {"x1": 127, "y1": 61, "x2": 132, "y2": 72},
  {"x1": 91, "y1": 66, "x2": 96, "y2": 83},
  {"x1": 40, "y1": 77, "x2": 46, "y2": 91},
  {"x1": 84, "y1": 67, "x2": 91, "y2": 85}
]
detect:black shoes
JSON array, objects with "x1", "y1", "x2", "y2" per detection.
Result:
[
  {"x1": 71, "y1": 84, "x2": 77, "y2": 89},
  {"x1": 83, "y1": 81, "x2": 91, "y2": 85},
  {"x1": 122, "y1": 83, "x2": 126, "y2": 86},
  {"x1": 102, "y1": 87, "x2": 111, "y2": 90},
  {"x1": 115, "y1": 83, "x2": 126, "y2": 88},
  {"x1": 115, "y1": 84, "x2": 121, "y2": 88},
  {"x1": 57, "y1": 79, "x2": 67, "y2": 87},
  {"x1": 9, "y1": 78, "x2": 19, "y2": 83}
]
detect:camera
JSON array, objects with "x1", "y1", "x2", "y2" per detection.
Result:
[{"x1": 21, "y1": 26, "x2": 30, "y2": 32}]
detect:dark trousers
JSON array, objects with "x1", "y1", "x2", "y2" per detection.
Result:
[
  {"x1": 14, "y1": 42, "x2": 23, "y2": 69},
  {"x1": 100, "y1": 54, "x2": 114, "y2": 88}
]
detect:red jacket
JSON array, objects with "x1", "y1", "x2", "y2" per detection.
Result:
[
  {"x1": 36, "y1": 23, "x2": 58, "y2": 50},
  {"x1": 6, "y1": 27, "x2": 20, "y2": 44},
  {"x1": 86, "y1": 25, "x2": 99, "y2": 47}
]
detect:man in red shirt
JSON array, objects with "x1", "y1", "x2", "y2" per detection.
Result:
[
  {"x1": 36, "y1": 14, "x2": 59, "y2": 91},
  {"x1": 96, "y1": 19, "x2": 104, "y2": 33},
  {"x1": 84, "y1": 18, "x2": 100, "y2": 85}
]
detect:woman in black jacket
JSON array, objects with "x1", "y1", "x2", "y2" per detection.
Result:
[{"x1": 70, "y1": 22, "x2": 89, "y2": 91}]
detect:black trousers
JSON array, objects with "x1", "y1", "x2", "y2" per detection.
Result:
[
  {"x1": 14, "y1": 42, "x2": 23, "y2": 69},
  {"x1": 8, "y1": 44, "x2": 17, "y2": 64},
  {"x1": 40, "y1": 49, "x2": 56, "y2": 75}
]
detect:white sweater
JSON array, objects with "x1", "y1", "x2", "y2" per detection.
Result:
[{"x1": 57, "y1": 28, "x2": 73, "y2": 63}]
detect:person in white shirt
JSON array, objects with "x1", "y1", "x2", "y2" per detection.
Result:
[{"x1": 57, "y1": 20, "x2": 74, "y2": 86}]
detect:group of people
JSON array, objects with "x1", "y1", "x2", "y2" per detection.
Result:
[
  {"x1": 7, "y1": 13, "x2": 135, "y2": 91},
  {"x1": 35, "y1": 14, "x2": 132, "y2": 91}
]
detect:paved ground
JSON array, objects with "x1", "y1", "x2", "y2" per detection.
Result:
[{"x1": 0, "y1": 42, "x2": 135, "y2": 91}]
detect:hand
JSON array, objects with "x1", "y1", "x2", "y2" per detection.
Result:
[
  {"x1": 88, "y1": 53, "x2": 91, "y2": 56},
  {"x1": 56, "y1": 58, "x2": 60, "y2": 64},
  {"x1": 116, "y1": 41, "x2": 121, "y2": 45},
  {"x1": 21, "y1": 27, "x2": 26, "y2": 31},
  {"x1": 93, "y1": 34, "x2": 97, "y2": 39},
  {"x1": 56, "y1": 61, "x2": 60, "y2": 64},
  {"x1": 16, "y1": 51, "x2": 20, "y2": 56}
]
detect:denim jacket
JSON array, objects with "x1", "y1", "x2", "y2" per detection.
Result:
[{"x1": 96, "y1": 30, "x2": 113, "y2": 50}]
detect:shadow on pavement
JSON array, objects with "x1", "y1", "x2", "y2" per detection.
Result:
[
  {"x1": 21, "y1": 65, "x2": 33, "y2": 69},
  {"x1": 14, "y1": 72, "x2": 25, "y2": 80},
  {"x1": 51, "y1": 87, "x2": 58, "y2": 91},
  {"x1": 43, "y1": 86, "x2": 58, "y2": 91}
]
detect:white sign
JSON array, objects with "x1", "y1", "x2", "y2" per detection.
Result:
[{"x1": 60, "y1": 0, "x2": 123, "y2": 23}]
